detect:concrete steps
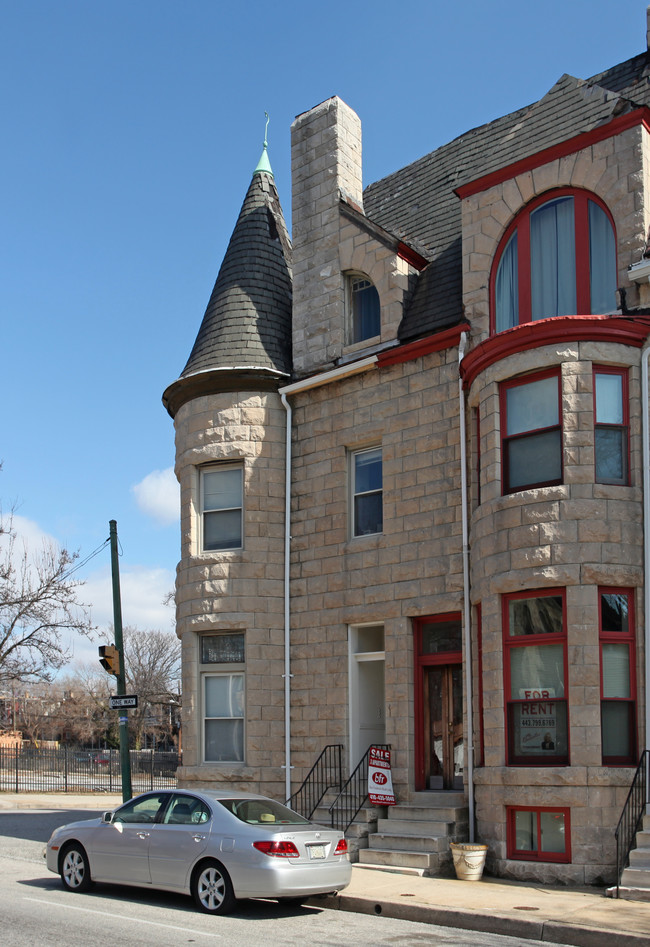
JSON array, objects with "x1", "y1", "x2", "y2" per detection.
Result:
[
  {"x1": 614, "y1": 813, "x2": 650, "y2": 902},
  {"x1": 357, "y1": 792, "x2": 469, "y2": 877}
]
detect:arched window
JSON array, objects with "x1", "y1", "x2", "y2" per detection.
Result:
[
  {"x1": 347, "y1": 274, "x2": 380, "y2": 344},
  {"x1": 492, "y1": 190, "x2": 616, "y2": 333}
]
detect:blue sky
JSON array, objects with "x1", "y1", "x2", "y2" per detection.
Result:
[{"x1": 0, "y1": 1, "x2": 642, "y2": 662}]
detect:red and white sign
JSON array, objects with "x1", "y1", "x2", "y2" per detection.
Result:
[{"x1": 368, "y1": 746, "x2": 396, "y2": 806}]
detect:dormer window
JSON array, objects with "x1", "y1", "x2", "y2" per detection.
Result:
[
  {"x1": 347, "y1": 274, "x2": 380, "y2": 344},
  {"x1": 493, "y1": 190, "x2": 616, "y2": 333}
]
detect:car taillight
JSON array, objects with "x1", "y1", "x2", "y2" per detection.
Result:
[
  {"x1": 253, "y1": 840, "x2": 300, "y2": 857},
  {"x1": 334, "y1": 838, "x2": 348, "y2": 855}
]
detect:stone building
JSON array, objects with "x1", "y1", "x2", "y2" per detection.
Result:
[{"x1": 163, "y1": 15, "x2": 650, "y2": 884}]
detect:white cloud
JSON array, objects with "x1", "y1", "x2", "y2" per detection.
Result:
[
  {"x1": 132, "y1": 467, "x2": 179, "y2": 525},
  {"x1": 81, "y1": 564, "x2": 175, "y2": 633}
]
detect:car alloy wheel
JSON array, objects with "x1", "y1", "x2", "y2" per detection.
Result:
[
  {"x1": 192, "y1": 860, "x2": 235, "y2": 914},
  {"x1": 61, "y1": 844, "x2": 93, "y2": 893}
]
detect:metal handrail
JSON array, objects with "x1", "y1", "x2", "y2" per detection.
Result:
[
  {"x1": 614, "y1": 749, "x2": 649, "y2": 897},
  {"x1": 328, "y1": 744, "x2": 390, "y2": 833},
  {"x1": 287, "y1": 744, "x2": 343, "y2": 820}
]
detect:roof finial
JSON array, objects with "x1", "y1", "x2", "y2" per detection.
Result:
[{"x1": 254, "y1": 111, "x2": 273, "y2": 177}]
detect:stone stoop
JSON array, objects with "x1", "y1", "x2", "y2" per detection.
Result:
[
  {"x1": 357, "y1": 791, "x2": 469, "y2": 877},
  {"x1": 310, "y1": 795, "x2": 381, "y2": 862},
  {"x1": 615, "y1": 813, "x2": 650, "y2": 901}
]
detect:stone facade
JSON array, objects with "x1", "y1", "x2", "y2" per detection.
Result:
[{"x1": 167, "y1": 36, "x2": 650, "y2": 887}]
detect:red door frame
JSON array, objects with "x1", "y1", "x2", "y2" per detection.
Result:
[{"x1": 414, "y1": 613, "x2": 462, "y2": 792}]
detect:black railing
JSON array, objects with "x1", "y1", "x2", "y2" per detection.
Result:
[
  {"x1": 328, "y1": 744, "x2": 390, "y2": 833},
  {"x1": 287, "y1": 744, "x2": 343, "y2": 819},
  {"x1": 614, "y1": 749, "x2": 649, "y2": 896},
  {"x1": 0, "y1": 745, "x2": 179, "y2": 794}
]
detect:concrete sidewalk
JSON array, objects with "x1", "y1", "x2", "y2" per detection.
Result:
[{"x1": 2, "y1": 791, "x2": 649, "y2": 947}]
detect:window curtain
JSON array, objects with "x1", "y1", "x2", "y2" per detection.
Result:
[
  {"x1": 495, "y1": 232, "x2": 518, "y2": 331},
  {"x1": 589, "y1": 201, "x2": 616, "y2": 313},
  {"x1": 530, "y1": 197, "x2": 575, "y2": 319}
]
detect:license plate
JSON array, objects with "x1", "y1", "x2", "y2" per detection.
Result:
[{"x1": 308, "y1": 844, "x2": 326, "y2": 859}]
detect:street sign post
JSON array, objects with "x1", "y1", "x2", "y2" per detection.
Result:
[{"x1": 109, "y1": 695, "x2": 138, "y2": 710}]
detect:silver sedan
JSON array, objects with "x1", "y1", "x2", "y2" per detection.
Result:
[{"x1": 45, "y1": 789, "x2": 351, "y2": 914}]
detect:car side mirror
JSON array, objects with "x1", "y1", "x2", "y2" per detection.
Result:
[{"x1": 102, "y1": 811, "x2": 114, "y2": 824}]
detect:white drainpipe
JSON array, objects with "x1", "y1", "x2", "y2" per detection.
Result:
[
  {"x1": 642, "y1": 342, "x2": 650, "y2": 798},
  {"x1": 279, "y1": 356, "x2": 378, "y2": 801},
  {"x1": 458, "y1": 331, "x2": 475, "y2": 841}
]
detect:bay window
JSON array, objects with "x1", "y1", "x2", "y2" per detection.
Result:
[
  {"x1": 501, "y1": 370, "x2": 562, "y2": 494},
  {"x1": 594, "y1": 368, "x2": 628, "y2": 485},
  {"x1": 504, "y1": 591, "x2": 569, "y2": 765},
  {"x1": 600, "y1": 589, "x2": 636, "y2": 765}
]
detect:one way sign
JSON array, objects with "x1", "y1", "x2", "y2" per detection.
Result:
[{"x1": 109, "y1": 695, "x2": 138, "y2": 709}]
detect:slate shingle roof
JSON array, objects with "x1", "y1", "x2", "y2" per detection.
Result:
[
  {"x1": 180, "y1": 170, "x2": 292, "y2": 379},
  {"x1": 363, "y1": 51, "x2": 650, "y2": 343}
]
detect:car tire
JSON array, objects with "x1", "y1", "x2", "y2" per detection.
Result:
[
  {"x1": 60, "y1": 843, "x2": 93, "y2": 893},
  {"x1": 191, "y1": 859, "x2": 236, "y2": 915}
]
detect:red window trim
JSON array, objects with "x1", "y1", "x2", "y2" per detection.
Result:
[
  {"x1": 507, "y1": 806, "x2": 571, "y2": 863},
  {"x1": 503, "y1": 589, "x2": 569, "y2": 767},
  {"x1": 500, "y1": 368, "x2": 563, "y2": 495},
  {"x1": 593, "y1": 366, "x2": 630, "y2": 487},
  {"x1": 599, "y1": 587, "x2": 637, "y2": 766},
  {"x1": 413, "y1": 613, "x2": 463, "y2": 792},
  {"x1": 476, "y1": 604, "x2": 484, "y2": 768},
  {"x1": 489, "y1": 188, "x2": 617, "y2": 335}
]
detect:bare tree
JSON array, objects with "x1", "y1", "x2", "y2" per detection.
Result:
[
  {"x1": 0, "y1": 508, "x2": 94, "y2": 684},
  {"x1": 121, "y1": 627, "x2": 181, "y2": 749}
]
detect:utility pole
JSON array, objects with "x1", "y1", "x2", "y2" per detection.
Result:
[{"x1": 109, "y1": 519, "x2": 132, "y2": 802}]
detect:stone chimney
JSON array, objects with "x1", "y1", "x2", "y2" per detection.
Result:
[{"x1": 290, "y1": 97, "x2": 363, "y2": 376}]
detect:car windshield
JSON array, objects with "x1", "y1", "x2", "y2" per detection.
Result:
[{"x1": 218, "y1": 798, "x2": 310, "y2": 826}]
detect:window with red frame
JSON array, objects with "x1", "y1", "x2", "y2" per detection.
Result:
[
  {"x1": 501, "y1": 370, "x2": 562, "y2": 494},
  {"x1": 600, "y1": 589, "x2": 636, "y2": 765},
  {"x1": 493, "y1": 190, "x2": 616, "y2": 334},
  {"x1": 507, "y1": 807, "x2": 570, "y2": 863},
  {"x1": 594, "y1": 368, "x2": 629, "y2": 486},
  {"x1": 504, "y1": 590, "x2": 569, "y2": 766}
]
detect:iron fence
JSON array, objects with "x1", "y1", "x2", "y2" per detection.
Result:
[{"x1": 0, "y1": 745, "x2": 179, "y2": 794}]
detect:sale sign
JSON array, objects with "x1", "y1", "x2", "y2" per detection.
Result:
[{"x1": 368, "y1": 746, "x2": 396, "y2": 806}]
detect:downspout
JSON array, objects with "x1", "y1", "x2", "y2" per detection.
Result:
[
  {"x1": 280, "y1": 391, "x2": 293, "y2": 802},
  {"x1": 642, "y1": 342, "x2": 650, "y2": 799},
  {"x1": 279, "y1": 355, "x2": 378, "y2": 802},
  {"x1": 458, "y1": 331, "x2": 475, "y2": 842}
]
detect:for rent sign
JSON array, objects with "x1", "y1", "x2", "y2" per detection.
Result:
[
  {"x1": 517, "y1": 689, "x2": 557, "y2": 753},
  {"x1": 368, "y1": 746, "x2": 396, "y2": 806}
]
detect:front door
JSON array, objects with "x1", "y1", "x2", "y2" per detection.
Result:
[
  {"x1": 424, "y1": 663, "x2": 463, "y2": 790},
  {"x1": 415, "y1": 615, "x2": 464, "y2": 791}
]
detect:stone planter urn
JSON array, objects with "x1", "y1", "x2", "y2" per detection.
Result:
[{"x1": 450, "y1": 842, "x2": 488, "y2": 881}]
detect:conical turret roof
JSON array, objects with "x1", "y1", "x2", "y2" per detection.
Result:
[{"x1": 163, "y1": 158, "x2": 292, "y2": 417}]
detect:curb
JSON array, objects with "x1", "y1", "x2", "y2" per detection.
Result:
[{"x1": 320, "y1": 893, "x2": 650, "y2": 947}]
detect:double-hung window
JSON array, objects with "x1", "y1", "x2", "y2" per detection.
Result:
[
  {"x1": 201, "y1": 633, "x2": 245, "y2": 763},
  {"x1": 351, "y1": 447, "x2": 383, "y2": 536},
  {"x1": 493, "y1": 190, "x2": 616, "y2": 333},
  {"x1": 594, "y1": 368, "x2": 629, "y2": 485},
  {"x1": 504, "y1": 590, "x2": 569, "y2": 765},
  {"x1": 600, "y1": 589, "x2": 636, "y2": 765},
  {"x1": 501, "y1": 370, "x2": 562, "y2": 494},
  {"x1": 201, "y1": 464, "x2": 243, "y2": 551},
  {"x1": 347, "y1": 275, "x2": 380, "y2": 344}
]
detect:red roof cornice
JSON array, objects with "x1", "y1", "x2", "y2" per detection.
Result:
[
  {"x1": 378, "y1": 323, "x2": 471, "y2": 367},
  {"x1": 456, "y1": 109, "x2": 650, "y2": 200},
  {"x1": 460, "y1": 316, "x2": 650, "y2": 390}
]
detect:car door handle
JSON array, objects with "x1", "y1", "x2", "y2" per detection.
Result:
[
  {"x1": 192, "y1": 834, "x2": 206, "y2": 842},
  {"x1": 137, "y1": 831, "x2": 150, "y2": 839}
]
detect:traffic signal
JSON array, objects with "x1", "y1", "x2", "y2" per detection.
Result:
[{"x1": 98, "y1": 644, "x2": 121, "y2": 676}]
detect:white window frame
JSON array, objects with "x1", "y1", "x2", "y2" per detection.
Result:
[
  {"x1": 350, "y1": 446, "x2": 383, "y2": 537},
  {"x1": 200, "y1": 463, "x2": 243, "y2": 553},
  {"x1": 200, "y1": 632, "x2": 245, "y2": 764}
]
